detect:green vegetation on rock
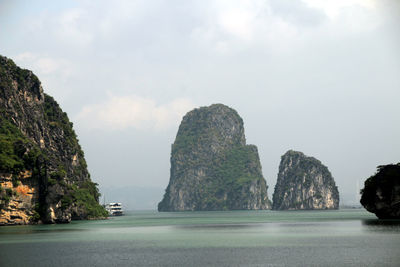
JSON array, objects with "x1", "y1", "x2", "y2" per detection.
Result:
[
  {"x1": 61, "y1": 181, "x2": 108, "y2": 219},
  {"x1": 0, "y1": 187, "x2": 13, "y2": 209},
  {"x1": 0, "y1": 119, "x2": 41, "y2": 173}
]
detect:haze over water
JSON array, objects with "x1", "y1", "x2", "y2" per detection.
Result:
[{"x1": 1, "y1": 210, "x2": 400, "y2": 266}]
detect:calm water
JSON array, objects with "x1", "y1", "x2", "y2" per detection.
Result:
[{"x1": 0, "y1": 209, "x2": 399, "y2": 266}]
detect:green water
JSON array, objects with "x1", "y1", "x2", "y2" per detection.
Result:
[{"x1": 0, "y1": 209, "x2": 399, "y2": 266}]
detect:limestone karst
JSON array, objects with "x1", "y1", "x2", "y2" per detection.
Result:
[
  {"x1": 272, "y1": 150, "x2": 339, "y2": 210},
  {"x1": 360, "y1": 163, "x2": 400, "y2": 219},
  {"x1": 158, "y1": 104, "x2": 271, "y2": 211},
  {"x1": 0, "y1": 55, "x2": 106, "y2": 225}
]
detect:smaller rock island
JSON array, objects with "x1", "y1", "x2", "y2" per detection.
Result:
[
  {"x1": 360, "y1": 163, "x2": 400, "y2": 219},
  {"x1": 272, "y1": 150, "x2": 339, "y2": 210}
]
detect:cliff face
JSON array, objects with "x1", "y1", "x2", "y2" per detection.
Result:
[
  {"x1": 360, "y1": 164, "x2": 400, "y2": 219},
  {"x1": 272, "y1": 150, "x2": 339, "y2": 210},
  {"x1": 158, "y1": 104, "x2": 271, "y2": 211},
  {"x1": 0, "y1": 55, "x2": 107, "y2": 225}
]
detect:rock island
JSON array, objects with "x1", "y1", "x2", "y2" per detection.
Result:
[
  {"x1": 272, "y1": 150, "x2": 339, "y2": 210},
  {"x1": 158, "y1": 104, "x2": 271, "y2": 211}
]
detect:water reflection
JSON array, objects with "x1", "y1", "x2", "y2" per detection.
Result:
[
  {"x1": 0, "y1": 227, "x2": 86, "y2": 236},
  {"x1": 362, "y1": 219, "x2": 400, "y2": 232},
  {"x1": 174, "y1": 223, "x2": 261, "y2": 230}
]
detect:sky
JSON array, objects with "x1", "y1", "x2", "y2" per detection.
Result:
[{"x1": 1, "y1": 0, "x2": 399, "y2": 209}]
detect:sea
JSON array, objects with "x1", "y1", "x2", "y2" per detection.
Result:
[{"x1": 0, "y1": 209, "x2": 399, "y2": 267}]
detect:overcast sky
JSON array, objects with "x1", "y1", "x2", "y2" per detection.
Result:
[{"x1": 1, "y1": 0, "x2": 399, "y2": 209}]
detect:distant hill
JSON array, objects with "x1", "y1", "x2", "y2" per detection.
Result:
[{"x1": 100, "y1": 185, "x2": 164, "y2": 211}]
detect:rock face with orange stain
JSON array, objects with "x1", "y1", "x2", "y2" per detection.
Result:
[{"x1": 0, "y1": 173, "x2": 37, "y2": 225}]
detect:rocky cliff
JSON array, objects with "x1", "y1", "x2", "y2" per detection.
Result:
[
  {"x1": 158, "y1": 104, "x2": 271, "y2": 211},
  {"x1": 0, "y1": 55, "x2": 107, "y2": 225},
  {"x1": 360, "y1": 163, "x2": 400, "y2": 219},
  {"x1": 272, "y1": 150, "x2": 339, "y2": 210}
]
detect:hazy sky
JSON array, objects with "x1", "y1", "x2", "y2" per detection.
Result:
[{"x1": 1, "y1": 0, "x2": 399, "y2": 209}]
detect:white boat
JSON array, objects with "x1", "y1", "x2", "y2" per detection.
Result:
[{"x1": 105, "y1": 202, "x2": 124, "y2": 216}]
